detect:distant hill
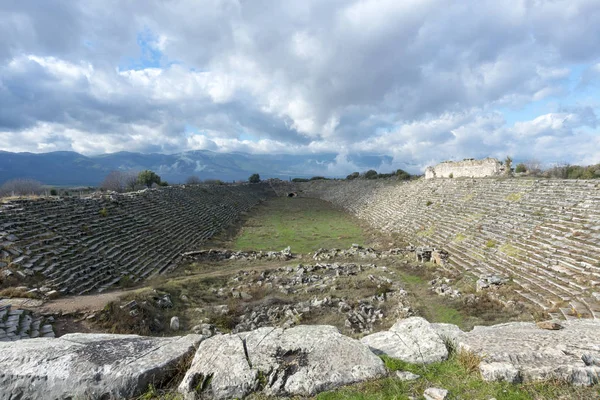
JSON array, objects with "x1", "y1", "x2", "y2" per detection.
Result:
[{"x1": 0, "y1": 150, "x2": 393, "y2": 186}]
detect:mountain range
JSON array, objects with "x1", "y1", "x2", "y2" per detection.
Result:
[{"x1": 0, "y1": 150, "x2": 395, "y2": 186}]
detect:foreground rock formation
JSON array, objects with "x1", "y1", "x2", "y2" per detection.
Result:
[
  {"x1": 0, "y1": 333, "x2": 201, "y2": 400},
  {"x1": 457, "y1": 319, "x2": 600, "y2": 386},
  {"x1": 2, "y1": 317, "x2": 598, "y2": 399},
  {"x1": 178, "y1": 325, "x2": 387, "y2": 399},
  {"x1": 299, "y1": 178, "x2": 600, "y2": 319}
]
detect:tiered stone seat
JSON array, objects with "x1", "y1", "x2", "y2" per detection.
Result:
[
  {"x1": 0, "y1": 184, "x2": 273, "y2": 294},
  {"x1": 301, "y1": 178, "x2": 600, "y2": 318},
  {"x1": 0, "y1": 304, "x2": 54, "y2": 341}
]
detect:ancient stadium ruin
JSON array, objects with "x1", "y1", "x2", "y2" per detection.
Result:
[{"x1": 1, "y1": 175, "x2": 599, "y2": 399}]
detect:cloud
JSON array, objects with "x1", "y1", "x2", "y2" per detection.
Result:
[{"x1": 0, "y1": 0, "x2": 599, "y2": 174}]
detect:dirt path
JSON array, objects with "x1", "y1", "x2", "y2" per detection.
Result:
[
  {"x1": 19, "y1": 261, "x2": 293, "y2": 315},
  {"x1": 25, "y1": 290, "x2": 133, "y2": 314}
]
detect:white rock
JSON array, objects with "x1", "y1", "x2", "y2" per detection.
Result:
[
  {"x1": 361, "y1": 317, "x2": 448, "y2": 364},
  {"x1": 479, "y1": 362, "x2": 520, "y2": 383},
  {"x1": 395, "y1": 370, "x2": 420, "y2": 381},
  {"x1": 424, "y1": 387, "x2": 448, "y2": 400},
  {"x1": 178, "y1": 334, "x2": 258, "y2": 400},
  {"x1": 458, "y1": 320, "x2": 600, "y2": 386},
  {"x1": 170, "y1": 316, "x2": 180, "y2": 331},
  {"x1": 0, "y1": 333, "x2": 202, "y2": 400},
  {"x1": 179, "y1": 325, "x2": 386, "y2": 399}
]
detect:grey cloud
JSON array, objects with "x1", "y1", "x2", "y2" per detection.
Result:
[{"x1": 0, "y1": 0, "x2": 599, "y2": 171}]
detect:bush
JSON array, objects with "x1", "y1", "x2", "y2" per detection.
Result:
[
  {"x1": 99, "y1": 208, "x2": 108, "y2": 217},
  {"x1": 395, "y1": 169, "x2": 411, "y2": 180},
  {"x1": 309, "y1": 176, "x2": 328, "y2": 181},
  {"x1": 363, "y1": 170, "x2": 378, "y2": 179},
  {"x1": 515, "y1": 163, "x2": 527, "y2": 173},
  {"x1": 291, "y1": 178, "x2": 309, "y2": 182},
  {"x1": 204, "y1": 179, "x2": 224, "y2": 185},
  {"x1": 100, "y1": 170, "x2": 138, "y2": 192},
  {"x1": 449, "y1": 173, "x2": 454, "y2": 179},
  {"x1": 186, "y1": 176, "x2": 201, "y2": 184},
  {"x1": 248, "y1": 173, "x2": 261, "y2": 183},
  {"x1": 138, "y1": 170, "x2": 162, "y2": 187},
  {"x1": 0, "y1": 179, "x2": 43, "y2": 197},
  {"x1": 50, "y1": 189, "x2": 58, "y2": 196},
  {"x1": 346, "y1": 172, "x2": 360, "y2": 180}
]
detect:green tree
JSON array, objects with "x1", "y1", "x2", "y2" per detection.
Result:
[
  {"x1": 363, "y1": 170, "x2": 378, "y2": 179},
  {"x1": 346, "y1": 172, "x2": 360, "y2": 180},
  {"x1": 137, "y1": 170, "x2": 162, "y2": 187},
  {"x1": 395, "y1": 169, "x2": 411, "y2": 180},
  {"x1": 515, "y1": 163, "x2": 527, "y2": 173},
  {"x1": 248, "y1": 173, "x2": 261, "y2": 183}
]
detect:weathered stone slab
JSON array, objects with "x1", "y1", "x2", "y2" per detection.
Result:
[
  {"x1": 458, "y1": 320, "x2": 600, "y2": 386},
  {"x1": 179, "y1": 325, "x2": 386, "y2": 399},
  {"x1": 0, "y1": 333, "x2": 202, "y2": 400},
  {"x1": 361, "y1": 317, "x2": 448, "y2": 364}
]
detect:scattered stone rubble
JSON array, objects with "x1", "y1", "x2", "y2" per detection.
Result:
[
  {"x1": 211, "y1": 262, "x2": 414, "y2": 334},
  {"x1": 3, "y1": 317, "x2": 598, "y2": 399},
  {"x1": 429, "y1": 277, "x2": 461, "y2": 298},
  {"x1": 476, "y1": 274, "x2": 509, "y2": 292},
  {"x1": 181, "y1": 246, "x2": 294, "y2": 262}
]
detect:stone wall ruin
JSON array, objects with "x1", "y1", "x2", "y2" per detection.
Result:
[{"x1": 425, "y1": 158, "x2": 503, "y2": 179}]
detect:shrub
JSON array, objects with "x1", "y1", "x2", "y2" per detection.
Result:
[
  {"x1": 363, "y1": 170, "x2": 378, "y2": 179},
  {"x1": 100, "y1": 170, "x2": 139, "y2": 192},
  {"x1": 346, "y1": 172, "x2": 360, "y2": 180},
  {"x1": 395, "y1": 169, "x2": 411, "y2": 180},
  {"x1": 138, "y1": 170, "x2": 162, "y2": 187},
  {"x1": 186, "y1": 176, "x2": 201, "y2": 184},
  {"x1": 291, "y1": 178, "x2": 309, "y2": 182},
  {"x1": 504, "y1": 156, "x2": 513, "y2": 175},
  {"x1": 448, "y1": 173, "x2": 454, "y2": 179},
  {"x1": 248, "y1": 173, "x2": 261, "y2": 183},
  {"x1": 309, "y1": 176, "x2": 328, "y2": 181},
  {"x1": 0, "y1": 178, "x2": 43, "y2": 197},
  {"x1": 515, "y1": 163, "x2": 527, "y2": 173},
  {"x1": 426, "y1": 200, "x2": 433, "y2": 206},
  {"x1": 99, "y1": 208, "x2": 108, "y2": 217},
  {"x1": 50, "y1": 189, "x2": 58, "y2": 196}
]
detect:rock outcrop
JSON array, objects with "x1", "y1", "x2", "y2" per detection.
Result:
[
  {"x1": 459, "y1": 319, "x2": 600, "y2": 386},
  {"x1": 178, "y1": 325, "x2": 387, "y2": 399},
  {"x1": 360, "y1": 317, "x2": 448, "y2": 364},
  {"x1": 0, "y1": 333, "x2": 202, "y2": 400}
]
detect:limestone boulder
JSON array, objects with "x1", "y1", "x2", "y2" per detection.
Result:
[
  {"x1": 0, "y1": 333, "x2": 203, "y2": 400},
  {"x1": 361, "y1": 317, "x2": 448, "y2": 364},
  {"x1": 179, "y1": 325, "x2": 386, "y2": 399},
  {"x1": 458, "y1": 320, "x2": 600, "y2": 386}
]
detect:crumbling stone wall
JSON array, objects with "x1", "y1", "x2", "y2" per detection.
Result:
[
  {"x1": 299, "y1": 178, "x2": 600, "y2": 320},
  {"x1": 0, "y1": 183, "x2": 274, "y2": 295},
  {"x1": 425, "y1": 158, "x2": 502, "y2": 179}
]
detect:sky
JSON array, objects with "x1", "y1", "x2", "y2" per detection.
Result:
[{"x1": 0, "y1": 0, "x2": 599, "y2": 174}]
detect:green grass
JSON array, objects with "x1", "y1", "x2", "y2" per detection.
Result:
[
  {"x1": 317, "y1": 355, "x2": 600, "y2": 400},
  {"x1": 231, "y1": 197, "x2": 366, "y2": 253}
]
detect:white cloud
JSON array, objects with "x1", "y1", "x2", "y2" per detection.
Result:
[{"x1": 0, "y1": 0, "x2": 599, "y2": 174}]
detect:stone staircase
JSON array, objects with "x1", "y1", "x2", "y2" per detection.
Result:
[
  {"x1": 0, "y1": 183, "x2": 274, "y2": 294},
  {"x1": 0, "y1": 304, "x2": 54, "y2": 341},
  {"x1": 300, "y1": 178, "x2": 600, "y2": 319}
]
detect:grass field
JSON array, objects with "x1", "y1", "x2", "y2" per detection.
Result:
[{"x1": 229, "y1": 197, "x2": 368, "y2": 253}]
